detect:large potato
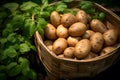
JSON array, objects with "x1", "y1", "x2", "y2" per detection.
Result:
[
  {"x1": 90, "y1": 32, "x2": 104, "y2": 53},
  {"x1": 82, "y1": 30, "x2": 95, "y2": 39},
  {"x1": 56, "y1": 25, "x2": 69, "y2": 38},
  {"x1": 76, "y1": 10, "x2": 88, "y2": 24},
  {"x1": 63, "y1": 47, "x2": 75, "y2": 59},
  {"x1": 74, "y1": 39, "x2": 91, "y2": 59},
  {"x1": 69, "y1": 22, "x2": 87, "y2": 37},
  {"x1": 67, "y1": 36, "x2": 81, "y2": 47},
  {"x1": 90, "y1": 19, "x2": 107, "y2": 33},
  {"x1": 53, "y1": 38, "x2": 67, "y2": 55},
  {"x1": 100, "y1": 47, "x2": 115, "y2": 56},
  {"x1": 103, "y1": 29, "x2": 118, "y2": 46},
  {"x1": 50, "y1": 11, "x2": 61, "y2": 27},
  {"x1": 44, "y1": 23, "x2": 57, "y2": 40},
  {"x1": 61, "y1": 13, "x2": 77, "y2": 28}
]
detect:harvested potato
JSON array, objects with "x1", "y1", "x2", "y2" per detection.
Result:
[
  {"x1": 103, "y1": 29, "x2": 118, "y2": 46},
  {"x1": 67, "y1": 36, "x2": 81, "y2": 47},
  {"x1": 90, "y1": 19, "x2": 107, "y2": 33},
  {"x1": 100, "y1": 47, "x2": 115, "y2": 56},
  {"x1": 76, "y1": 10, "x2": 88, "y2": 24},
  {"x1": 69, "y1": 22, "x2": 87, "y2": 37},
  {"x1": 53, "y1": 38, "x2": 67, "y2": 55},
  {"x1": 74, "y1": 39, "x2": 91, "y2": 59},
  {"x1": 63, "y1": 47, "x2": 75, "y2": 59},
  {"x1": 84, "y1": 52, "x2": 98, "y2": 60},
  {"x1": 44, "y1": 23, "x2": 57, "y2": 40},
  {"x1": 61, "y1": 13, "x2": 77, "y2": 28},
  {"x1": 82, "y1": 30, "x2": 95, "y2": 39},
  {"x1": 58, "y1": 54, "x2": 64, "y2": 58},
  {"x1": 50, "y1": 11, "x2": 61, "y2": 27},
  {"x1": 44, "y1": 40, "x2": 53, "y2": 51},
  {"x1": 56, "y1": 25, "x2": 69, "y2": 38},
  {"x1": 90, "y1": 32, "x2": 104, "y2": 53}
]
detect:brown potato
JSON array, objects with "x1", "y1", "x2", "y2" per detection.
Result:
[
  {"x1": 67, "y1": 36, "x2": 81, "y2": 47},
  {"x1": 76, "y1": 10, "x2": 88, "y2": 24},
  {"x1": 84, "y1": 52, "x2": 98, "y2": 60},
  {"x1": 50, "y1": 11, "x2": 61, "y2": 27},
  {"x1": 44, "y1": 23, "x2": 57, "y2": 40},
  {"x1": 90, "y1": 32, "x2": 104, "y2": 53},
  {"x1": 100, "y1": 47, "x2": 115, "y2": 56},
  {"x1": 57, "y1": 54, "x2": 64, "y2": 58},
  {"x1": 90, "y1": 19, "x2": 107, "y2": 33},
  {"x1": 69, "y1": 22, "x2": 87, "y2": 37},
  {"x1": 82, "y1": 30, "x2": 95, "y2": 39},
  {"x1": 44, "y1": 40, "x2": 53, "y2": 51},
  {"x1": 103, "y1": 29, "x2": 118, "y2": 46},
  {"x1": 53, "y1": 38, "x2": 67, "y2": 55},
  {"x1": 74, "y1": 39, "x2": 91, "y2": 59},
  {"x1": 56, "y1": 25, "x2": 69, "y2": 38},
  {"x1": 61, "y1": 13, "x2": 77, "y2": 28},
  {"x1": 63, "y1": 47, "x2": 75, "y2": 58}
]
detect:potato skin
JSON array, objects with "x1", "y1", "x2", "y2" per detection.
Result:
[
  {"x1": 56, "y1": 25, "x2": 69, "y2": 38},
  {"x1": 69, "y1": 22, "x2": 87, "y2": 37},
  {"x1": 63, "y1": 47, "x2": 75, "y2": 58},
  {"x1": 90, "y1": 32, "x2": 104, "y2": 53},
  {"x1": 50, "y1": 11, "x2": 61, "y2": 27},
  {"x1": 53, "y1": 38, "x2": 67, "y2": 55},
  {"x1": 74, "y1": 39, "x2": 91, "y2": 59},
  {"x1": 90, "y1": 19, "x2": 107, "y2": 33},
  {"x1": 100, "y1": 47, "x2": 115, "y2": 56},
  {"x1": 67, "y1": 36, "x2": 81, "y2": 47},
  {"x1": 103, "y1": 29, "x2": 118, "y2": 46},
  {"x1": 44, "y1": 23, "x2": 57, "y2": 40},
  {"x1": 82, "y1": 30, "x2": 95, "y2": 39},
  {"x1": 76, "y1": 10, "x2": 88, "y2": 24},
  {"x1": 44, "y1": 40, "x2": 53, "y2": 51},
  {"x1": 61, "y1": 13, "x2": 77, "y2": 28}
]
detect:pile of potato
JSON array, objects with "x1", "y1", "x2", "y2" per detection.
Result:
[{"x1": 44, "y1": 10, "x2": 119, "y2": 60}]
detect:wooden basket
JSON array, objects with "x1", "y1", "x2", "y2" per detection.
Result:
[{"x1": 34, "y1": 0, "x2": 120, "y2": 79}]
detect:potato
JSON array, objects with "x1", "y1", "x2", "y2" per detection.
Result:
[
  {"x1": 90, "y1": 19, "x2": 107, "y2": 33},
  {"x1": 53, "y1": 38, "x2": 67, "y2": 55},
  {"x1": 56, "y1": 25, "x2": 69, "y2": 38},
  {"x1": 44, "y1": 40, "x2": 53, "y2": 51},
  {"x1": 76, "y1": 10, "x2": 88, "y2": 24},
  {"x1": 74, "y1": 39, "x2": 91, "y2": 59},
  {"x1": 90, "y1": 32, "x2": 104, "y2": 53},
  {"x1": 100, "y1": 47, "x2": 115, "y2": 56},
  {"x1": 103, "y1": 29, "x2": 118, "y2": 46},
  {"x1": 84, "y1": 52, "x2": 98, "y2": 60},
  {"x1": 63, "y1": 47, "x2": 75, "y2": 58},
  {"x1": 58, "y1": 54, "x2": 64, "y2": 58},
  {"x1": 50, "y1": 11, "x2": 61, "y2": 27},
  {"x1": 82, "y1": 30, "x2": 95, "y2": 39},
  {"x1": 67, "y1": 36, "x2": 81, "y2": 47},
  {"x1": 69, "y1": 22, "x2": 87, "y2": 37},
  {"x1": 44, "y1": 23, "x2": 57, "y2": 40},
  {"x1": 61, "y1": 13, "x2": 77, "y2": 28}
]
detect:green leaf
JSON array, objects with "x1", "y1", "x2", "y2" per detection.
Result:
[
  {"x1": 98, "y1": 12, "x2": 105, "y2": 21},
  {"x1": 19, "y1": 43, "x2": 30, "y2": 53},
  {"x1": 20, "y1": 1, "x2": 38, "y2": 11},
  {"x1": 37, "y1": 26, "x2": 44, "y2": 35},
  {"x1": 0, "y1": 73, "x2": 6, "y2": 80},
  {"x1": 37, "y1": 18, "x2": 47, "y2": 29},
  {"x1": 0, "y1": 38, "x2": 7, "y2": 44},
  {"x1": 7, "y1": 33, "x2": 16, "y2": 43},
  {"x1": 39, "y1": 11, "x2": 50, "y2": 18},
  {"x1": 6, "y1": 62, "x2": 17, "y2": 71},
  {"x1": 3, "y1": 3, "x2": 19, "y2": 12},
  {"x1": 56, "y1": 4, "x2": 67, "y2": 13},
  {"x1": 26, "y1": 69, "x2": 37, "y2": 80},
  {"x1": 62, "y1": 0, "x2": 73, "y2": 2},
  {"x1": 0, "y1": 12, "x2": 7, "y2": 19},
  {"x1": 0, "y1": 65, "x2": 6, "y2": 72},
  {"x1": 8, "y1": 64, "x2": 22, "y2": 77},
  {"x1": 16, "y1": 75, "x2": 29, "y2": 80}
]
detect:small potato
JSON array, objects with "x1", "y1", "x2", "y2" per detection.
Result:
[
  {"x1": 56, "y1": 25, "x2": 69, "y2": 38},
  {"x1": 103, "y1": 29, "x2": 118, "y2": 46},
  {"x1": 44, "y1": 23, "x2": 57, "y2": 40},
  {"x1": 82, "y1": 30, "x2": 95, "y2": 39},
  {"x1": 53, "y1": 38, "x2": 67, "y2": 55},
  {"x1": 90, "y1": 32, "x2": 104, "y2": 53},
  {"x1": 67, "y1": 36, "x2": 81, "y2": 47},
  {"x1": 58, "y1": 54, "x2": 64, "y2": 58},
  {"x1": 69, "y1": 22, "x2": 87, "y2": 37},
  {"x1": 74, "y1": 39, "x2": 91, "y2": 59},
  {"x1": 61, "y1": 13, "x2": 77, "y2": 28},
  {"x1": 50, "y1": 11, "x2": 61, "y2": 27},
  {"x1": 84, "y1": 52, "x2": 98, "y2": 60},
  {"x1": 76, "y1": 10, "x2": 88, "y2": 24},
  {"x1": 64, "y1": 47, "x2": 75, "y2": 59},
  {"x1": 90, "y1": 19, "x2": 107, "y2": 33},
  {"x1": 44, "y1": 40, "x2": 53, "y2": 51},
  {"x1": 100, "y1": 47, "x2": 115, "y2": 56}
]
